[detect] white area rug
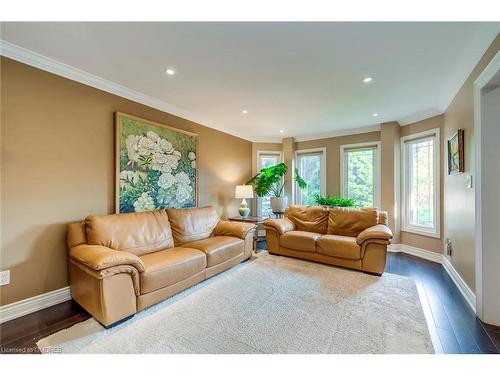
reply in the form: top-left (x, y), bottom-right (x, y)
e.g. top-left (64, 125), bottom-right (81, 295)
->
top-left (37, 252), bottom-right (433, 353)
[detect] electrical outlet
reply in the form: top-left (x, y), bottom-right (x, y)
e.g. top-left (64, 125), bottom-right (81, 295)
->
top-left (445, 238), bottom-right (452, 256)
top-left (0, 270), bottom-right (10, 286)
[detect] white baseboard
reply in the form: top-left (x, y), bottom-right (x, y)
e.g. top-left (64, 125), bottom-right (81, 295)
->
top-left (0, 286), bottom-right (71, 324)
top-left (441, 257), bottom-right (476, 314)
top-left (0, 245), bottom-right (478, 324)
top-left (388, 244), bottom-right (476, 313)
top-left (388, 243), bottom-right (443, 264)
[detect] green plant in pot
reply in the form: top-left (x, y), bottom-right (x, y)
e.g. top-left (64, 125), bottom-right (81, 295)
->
top-left (247, 163), bottom-right (307, 213)
top-left (314, 194), bottom-right (357, 207)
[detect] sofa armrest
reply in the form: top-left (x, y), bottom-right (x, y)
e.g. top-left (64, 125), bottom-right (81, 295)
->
top-left (356, 225), bottom-right (393, 245)
top-left (69, 245), bottom-right (145, 272)
top-left (213, 220), bottom-right (256, 239)
top-left (263, 218), bottom-right (295, 235)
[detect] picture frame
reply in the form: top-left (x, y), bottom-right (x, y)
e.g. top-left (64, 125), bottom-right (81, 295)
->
top-left (115, 112), bottom-right (199, 213)
top-left (447, 129), bottom-right (464, 175)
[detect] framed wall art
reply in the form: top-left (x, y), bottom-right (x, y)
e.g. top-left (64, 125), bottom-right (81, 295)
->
top-left (447, 129), bottom-right (464, 175)
top-left (115, 112), bottom-right (198, 213)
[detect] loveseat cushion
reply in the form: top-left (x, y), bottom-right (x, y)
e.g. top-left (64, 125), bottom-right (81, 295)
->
top-left (139, 247), bottom-right (206, 294)
top-left (285, 205), bottom-right (330, 234)
top-left (280, 231), bottom-right (320, 252)
top-left (185, 236), bottom-right (244, 267)
top-left (317, 235), bottom-right (361, 260)
top-left (167, 206), bottom-right (220, 246)
top-left (327, 207), bottom-right (379, 237)
top-left (85, 210), bottom-right (174, 256)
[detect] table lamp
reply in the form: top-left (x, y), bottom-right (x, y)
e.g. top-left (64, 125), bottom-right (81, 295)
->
top-left (235, 185), bottom-right (254, 218)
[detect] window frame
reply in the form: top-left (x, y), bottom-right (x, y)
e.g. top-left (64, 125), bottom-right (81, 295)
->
top-left (256, 150), bottom-right (283, 216)
top-left (340, 141), bottom-right (381, 208)
top-left (294, 147), bottom-right (326, 205)
top-left (400, 128), bottom-right (441, 238)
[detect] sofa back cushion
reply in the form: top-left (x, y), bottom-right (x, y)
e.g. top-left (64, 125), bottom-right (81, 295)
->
top-left (167, 206), bottom-right (220, 246)
top-left (67, 222), bottom-right (87, 249)
top-left (327, 207), bottom-right (379, 237)
top-left (285, 205), bottom-right (330, 234)
top-left (85, 210), bottom-right (174, 256)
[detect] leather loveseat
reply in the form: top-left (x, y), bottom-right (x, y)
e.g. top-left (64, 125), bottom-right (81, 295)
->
top-left (264, 205), bottom-right (393, 275)
top-left (67, 206), bottom-right (256, 326)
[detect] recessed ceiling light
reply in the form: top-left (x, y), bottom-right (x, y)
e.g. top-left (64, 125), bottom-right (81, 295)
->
top-left (279, 130), bottom-right (284, 134)
top-left (242, 110), bottom-right (248, 115)
top-left (363, 77), bottom-right (373, 83)
top-left (165, 68), bottom-right (175, 76)
top-left (372, 113), bottom-right (379, 117)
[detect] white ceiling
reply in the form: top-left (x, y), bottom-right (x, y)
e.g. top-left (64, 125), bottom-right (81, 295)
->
top-left (1, 22), bottom-right (499, 142)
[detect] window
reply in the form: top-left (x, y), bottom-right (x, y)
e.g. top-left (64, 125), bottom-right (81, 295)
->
top-left (341, 142), bottom-right (381, 208)
top-left (295, 148), bottom-right (326, 205)
top-left (256, 151), bottom-right (282, 217)
top-left (401, 129), bottom-right (440, 238)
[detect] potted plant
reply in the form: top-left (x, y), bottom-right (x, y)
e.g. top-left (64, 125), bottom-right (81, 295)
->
top-left (247, 163), bottom-right (307, 213)
top-left (314, 194), bottom-right (357, 207)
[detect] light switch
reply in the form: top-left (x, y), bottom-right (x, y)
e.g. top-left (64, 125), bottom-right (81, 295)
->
top-left (467, 175), bottom-right (473, 189)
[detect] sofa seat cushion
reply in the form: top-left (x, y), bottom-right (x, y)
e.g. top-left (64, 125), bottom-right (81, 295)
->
top-left (185, 236), bottom-right (244, 267)
top-left (317, 235), bottom-right (361, 260)
top-left (280, 231), bottom-right (320, 252)
top-left (139, 247), bottom-right (206, 294)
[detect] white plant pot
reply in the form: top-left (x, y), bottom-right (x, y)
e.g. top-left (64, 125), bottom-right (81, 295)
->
top-left (270, 196), bottom-right (288, 214)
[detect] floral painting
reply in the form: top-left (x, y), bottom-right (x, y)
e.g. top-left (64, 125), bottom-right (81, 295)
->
top-left (115, 112), bottom-right (198, 213)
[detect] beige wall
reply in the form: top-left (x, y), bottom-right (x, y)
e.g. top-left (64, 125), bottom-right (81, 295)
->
top-left (0, 57), bottom-right (252, 306)
top-left (380, 122), bottom-right (400, 240)
top-left (442, 34), bottom-right (500, 292)
top-left (296, 132), bottom-right (381, 198)
top-left (399, 115), bottom-right (445, 253)
top-left (282, 138), bottom-right (296, 202)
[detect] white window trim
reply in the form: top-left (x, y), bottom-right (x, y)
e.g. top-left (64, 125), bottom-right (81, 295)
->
top-left (294, 147), bottom-right (326, 205)
top-left (340, 141), bottom-right (381, 208)
top-left (400, 128), bottom-right (441, 239)
top-left (256, 150), bottom-right (283, 216)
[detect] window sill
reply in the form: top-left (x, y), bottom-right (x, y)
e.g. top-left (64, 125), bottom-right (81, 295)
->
top-left (401, 227), bottom-right (441, 239)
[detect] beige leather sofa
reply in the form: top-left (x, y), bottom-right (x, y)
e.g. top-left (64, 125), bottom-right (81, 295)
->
top-left (264, 205), bottom-right (393, 275)
top-left (67, 206), bottom-right (256, 326)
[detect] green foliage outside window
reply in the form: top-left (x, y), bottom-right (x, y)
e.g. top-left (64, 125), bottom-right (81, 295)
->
top-left (346, 149), bottom-right (374, 208)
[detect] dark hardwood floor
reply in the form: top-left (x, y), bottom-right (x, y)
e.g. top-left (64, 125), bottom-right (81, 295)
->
top-left (0, 299), bottom-right (90, 354)
top-left (385, 252), bottom-right (499, 354)
top-left (1, 250), bottom-right (498, 354)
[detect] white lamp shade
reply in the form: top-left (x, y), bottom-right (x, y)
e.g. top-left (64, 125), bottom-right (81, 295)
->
top-left (235, 185), bottom-right (254, 199)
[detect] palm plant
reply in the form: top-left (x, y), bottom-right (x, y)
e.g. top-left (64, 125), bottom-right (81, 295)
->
top-left (246, 162), bottom-right (307, 197)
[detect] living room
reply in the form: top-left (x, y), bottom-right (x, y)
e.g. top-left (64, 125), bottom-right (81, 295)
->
top-left (1, 1), bottom-right (500, 372)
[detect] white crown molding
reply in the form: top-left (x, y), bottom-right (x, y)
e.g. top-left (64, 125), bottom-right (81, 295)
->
top-left (0, 40), bottom-right (255, 142)
top-left (0, 286), bottom-right (71, 324)
top-left (250, 137), bottom-right (285, 143)
top-left (294, 124), bottom-right (381, 142)
top-left (1, 40), bottom-right (438, 144)
top-left (388, 244), bottom-right (476, 313)
top-left (398, 109), bottom-right (445, 126)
